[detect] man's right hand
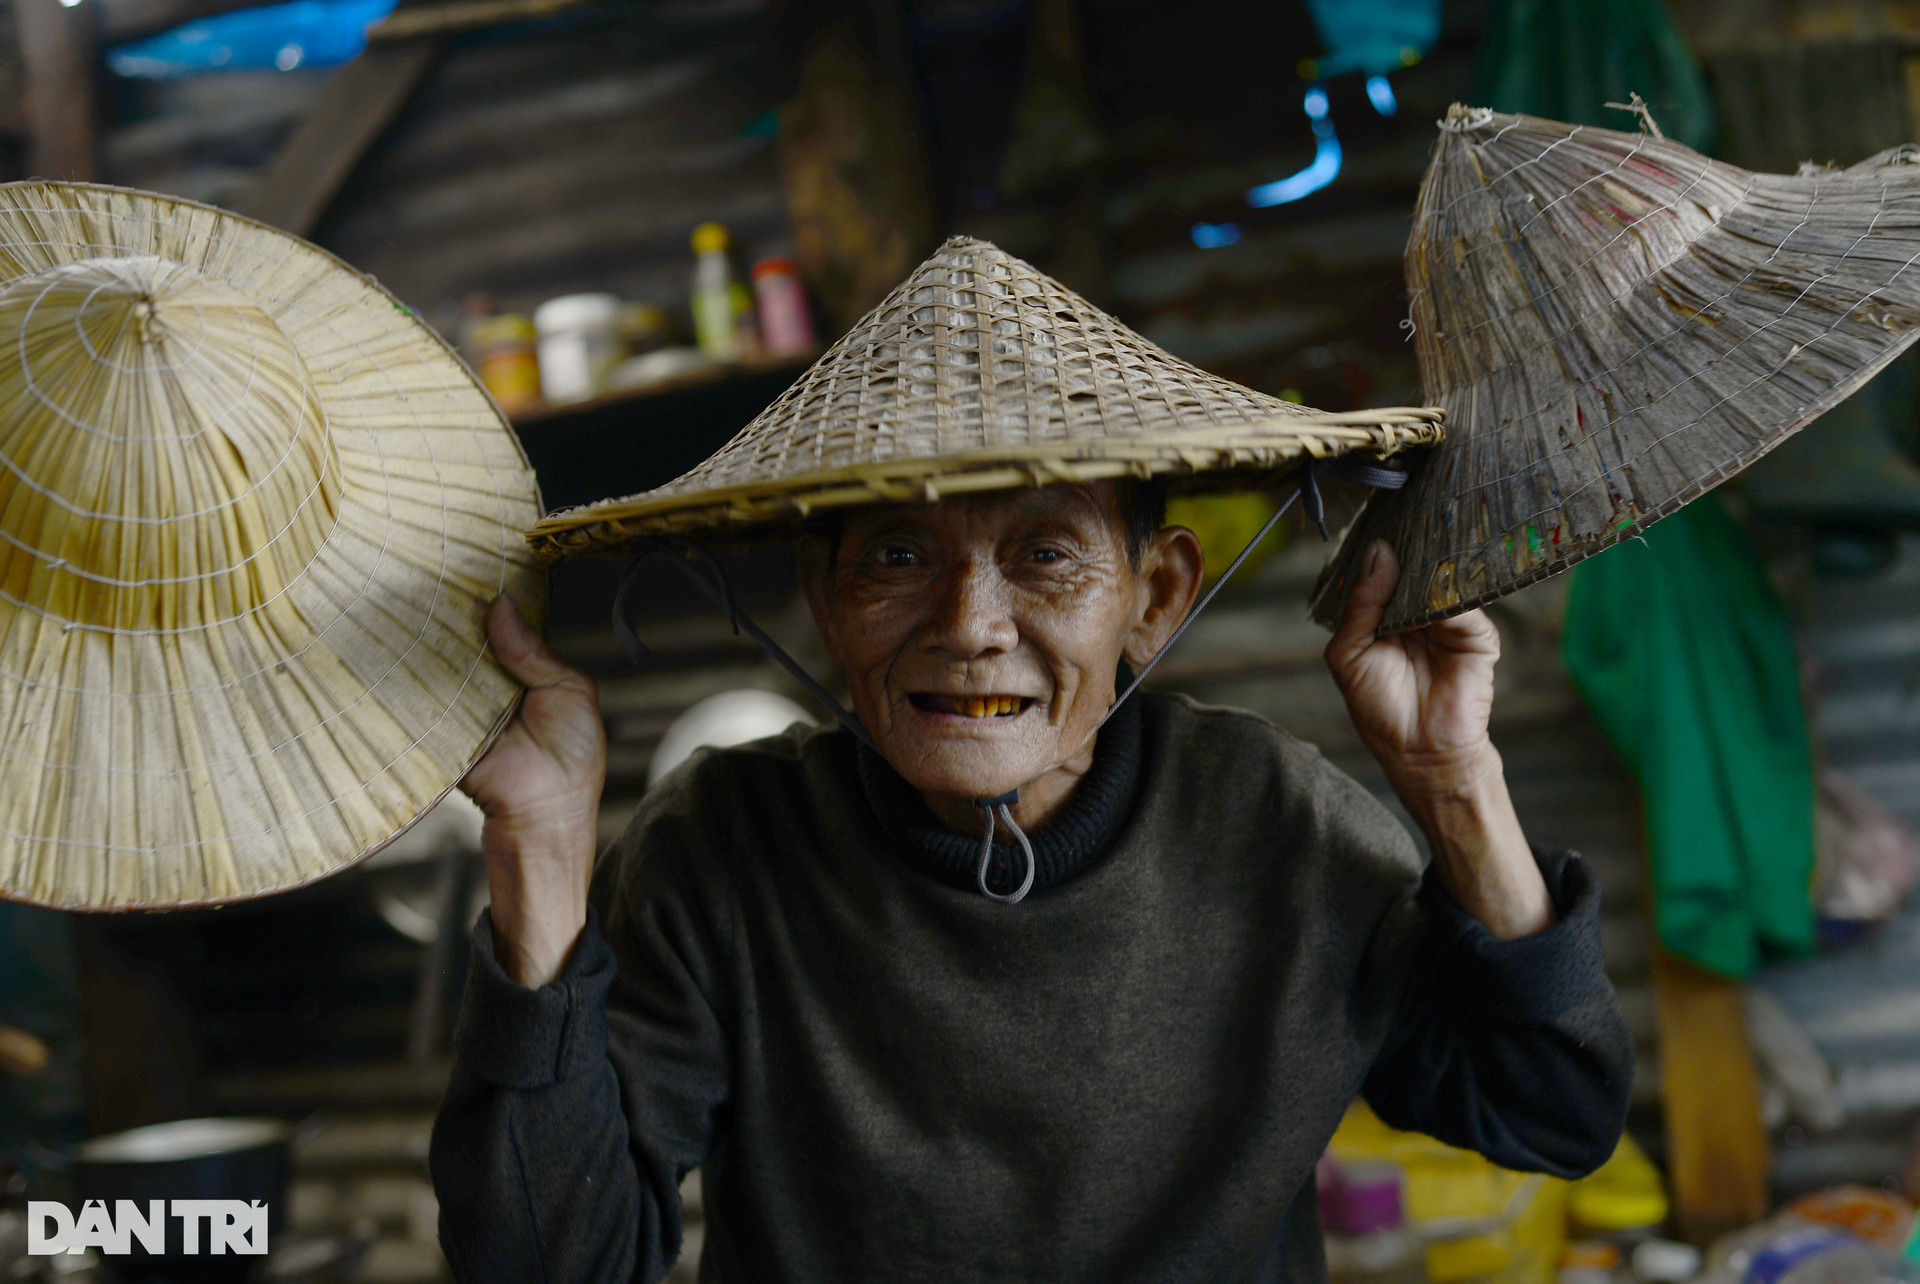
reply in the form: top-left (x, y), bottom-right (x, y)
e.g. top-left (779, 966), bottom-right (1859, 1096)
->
top-left (461, 594), bottom-right (607, 987)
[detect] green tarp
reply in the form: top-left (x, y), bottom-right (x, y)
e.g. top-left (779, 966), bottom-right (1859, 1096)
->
top-left (1560, 497), bottom-right (1816, 976)
top-left (1472, 0), bottom-right (1715, 153)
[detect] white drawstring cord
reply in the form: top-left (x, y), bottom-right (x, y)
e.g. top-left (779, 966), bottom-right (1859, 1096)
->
top-left (973, 796), bottom-right (1037, 903)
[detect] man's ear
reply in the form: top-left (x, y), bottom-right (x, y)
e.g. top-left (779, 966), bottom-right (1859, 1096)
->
top-left (1123, 526), bottom-right (1204, 668)
top-left (797, 534), bottom-right (845, 664)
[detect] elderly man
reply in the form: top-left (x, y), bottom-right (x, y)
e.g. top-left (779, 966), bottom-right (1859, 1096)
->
top-left (430, 242), bottom-right (1631, 1283)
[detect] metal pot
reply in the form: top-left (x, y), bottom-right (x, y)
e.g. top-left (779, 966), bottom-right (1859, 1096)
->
top-left (69, 1117), bottom-right (293, 1281)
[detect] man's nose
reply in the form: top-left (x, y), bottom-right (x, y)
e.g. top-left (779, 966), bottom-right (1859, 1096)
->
top-left (923, 557), bottom-right (1019, 659)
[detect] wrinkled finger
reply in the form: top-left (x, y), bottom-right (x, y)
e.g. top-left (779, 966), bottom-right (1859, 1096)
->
top-left (485, 595), bottom-right (590, 691)
top-left (456, 761), bottom-right (489, 799)
top-left (1326, 540), bottom-right (1398, 673)
top-left (1421, 606), bottom-right (1500, 656)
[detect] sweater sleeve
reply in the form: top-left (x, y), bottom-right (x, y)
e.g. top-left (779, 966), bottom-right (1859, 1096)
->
top-left (1359, 848), bottom-right (1633, 1178)
top-left (430, 814), bottom-right (735, 1284)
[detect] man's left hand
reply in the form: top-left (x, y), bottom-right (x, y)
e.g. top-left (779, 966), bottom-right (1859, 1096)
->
top-left (1324, 540), bottom-right (1502, 798)
top-left (1324, 540), bottom-right (1554, 940)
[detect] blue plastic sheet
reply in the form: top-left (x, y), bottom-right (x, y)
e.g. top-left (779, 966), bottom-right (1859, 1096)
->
top-left (109, 0), bottom-right (397, 78)
top-left (1305, 0), bottom-right (1441, 78)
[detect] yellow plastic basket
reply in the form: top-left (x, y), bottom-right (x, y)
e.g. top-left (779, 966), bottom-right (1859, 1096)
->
top-left (1328, 1102), bottom-right (1569, 1284)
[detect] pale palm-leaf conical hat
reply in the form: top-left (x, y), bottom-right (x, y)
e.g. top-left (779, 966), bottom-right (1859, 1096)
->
top-left (0, 182), bottom-right (543, 910)
top-left (1313, 105), bottom-right (1920, 631)
top-left (528, 236), bottom-right (1443, 557)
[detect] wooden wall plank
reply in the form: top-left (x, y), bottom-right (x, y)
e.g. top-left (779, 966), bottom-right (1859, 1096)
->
top-left (1651, 945), bottom-right (1773, 1243)
top-left (318, 6), bottom-right (789, 316)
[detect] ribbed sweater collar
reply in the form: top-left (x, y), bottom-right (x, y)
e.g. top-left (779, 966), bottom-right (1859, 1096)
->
top-left (853, 690), bottom-right (1145, 898)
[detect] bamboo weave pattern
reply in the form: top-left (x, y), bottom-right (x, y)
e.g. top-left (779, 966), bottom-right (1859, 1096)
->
top-left (0, 183), bottom-right (543, 909)
top-left (1314, 106), bottom-right (1920, 630)
top-left (529, 237), bottom-right (1443, 557)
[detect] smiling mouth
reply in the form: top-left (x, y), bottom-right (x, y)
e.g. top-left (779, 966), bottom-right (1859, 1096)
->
top-left (910, 694), bottom-right (1036, 718)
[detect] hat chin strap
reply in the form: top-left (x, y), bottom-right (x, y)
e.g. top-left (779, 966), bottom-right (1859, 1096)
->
top-left (972, 793), bottom-right (1035, 903)
top-left (612, 455), bottom-right (1409, 905)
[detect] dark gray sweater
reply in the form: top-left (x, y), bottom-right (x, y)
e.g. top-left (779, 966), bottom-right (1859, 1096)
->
top-left (431, 692), bottom-right (1632, 1283)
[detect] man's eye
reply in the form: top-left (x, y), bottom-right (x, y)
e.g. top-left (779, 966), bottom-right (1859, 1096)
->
top-left (880, 546), bottom-right (919, 568)
top-left (1029, 547), bottom-right (1063, 564)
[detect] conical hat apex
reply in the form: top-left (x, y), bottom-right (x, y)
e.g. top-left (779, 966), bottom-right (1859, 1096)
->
top-left (0, 181), bottom-right (543, 910)
top-left (530, 237), bottom-right (1442, 557)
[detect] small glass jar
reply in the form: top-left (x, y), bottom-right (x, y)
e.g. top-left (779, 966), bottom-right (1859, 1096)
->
top-left (533, 293), bottom-right (625, 405)
top-left (469, 314), bottom-right (542, 414)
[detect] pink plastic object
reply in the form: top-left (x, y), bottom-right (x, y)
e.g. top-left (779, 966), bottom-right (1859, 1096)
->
top-left (1337, 1162), bottom-right (1408, 1235)
top-left (1322, 1153), bottom-right (1408, 1236)
top-left (752, 258), bottom-right (816, 357)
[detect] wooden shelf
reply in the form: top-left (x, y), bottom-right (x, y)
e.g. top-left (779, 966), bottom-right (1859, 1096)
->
top-left (513, 353), bottom-right (816, 515)
top-left (509, 351), bottom-right (817, 430)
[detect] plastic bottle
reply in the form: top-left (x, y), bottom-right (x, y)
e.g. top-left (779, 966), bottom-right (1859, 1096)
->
top-left (752, 257), bottom-right (816, 357)
top-left (690, 223), bottom-right (741, 362)
top-left (1703, 1223), bottom-right (1919, 1284)
top-left (1325, 1160), bottom-right (1428, 1284)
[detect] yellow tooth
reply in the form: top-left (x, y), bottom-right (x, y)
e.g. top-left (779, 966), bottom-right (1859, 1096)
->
top-left (998, 697), bottom-right (1013, 714)
top-left (967, 699), bottom-right (985, 717)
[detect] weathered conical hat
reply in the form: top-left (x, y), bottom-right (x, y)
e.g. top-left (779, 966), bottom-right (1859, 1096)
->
top-left (528, 236), bottom-right (1443, 557)
top-left (0, 182), bottom-right (543, 909)
top-left (1313, 105), bottom-right (1920, 631)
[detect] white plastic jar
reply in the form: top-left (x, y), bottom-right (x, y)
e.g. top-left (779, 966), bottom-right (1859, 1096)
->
top-left (532, 293), bottom-right (624, 405)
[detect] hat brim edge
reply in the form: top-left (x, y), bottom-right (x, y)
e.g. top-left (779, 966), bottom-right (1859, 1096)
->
top-left (528, 409), bottom-right (1445, 559)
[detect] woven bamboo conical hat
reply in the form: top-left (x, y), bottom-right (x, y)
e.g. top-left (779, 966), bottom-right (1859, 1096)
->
top-left (1313, 105), bottom-right (1920, 631)
top-left (0, 182), bottom-right (543, 910)
top-left (528, 236), bottom-right (1443, 557)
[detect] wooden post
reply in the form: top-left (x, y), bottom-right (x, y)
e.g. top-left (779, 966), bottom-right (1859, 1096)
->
top-left (775, 0), bottom-right (935, 333)
top-left (995, 0), bottom-right (1108, 297)
top-left (1650, 944), bottom-right (1772, 1243)
top-left (15, 0), bottom-right (97, 182)
top-left (240, 36), bottom-right (441, 236)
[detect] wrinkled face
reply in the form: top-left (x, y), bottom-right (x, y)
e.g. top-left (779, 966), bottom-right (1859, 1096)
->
top-left (802, 482), bottom-right (1199, 807)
